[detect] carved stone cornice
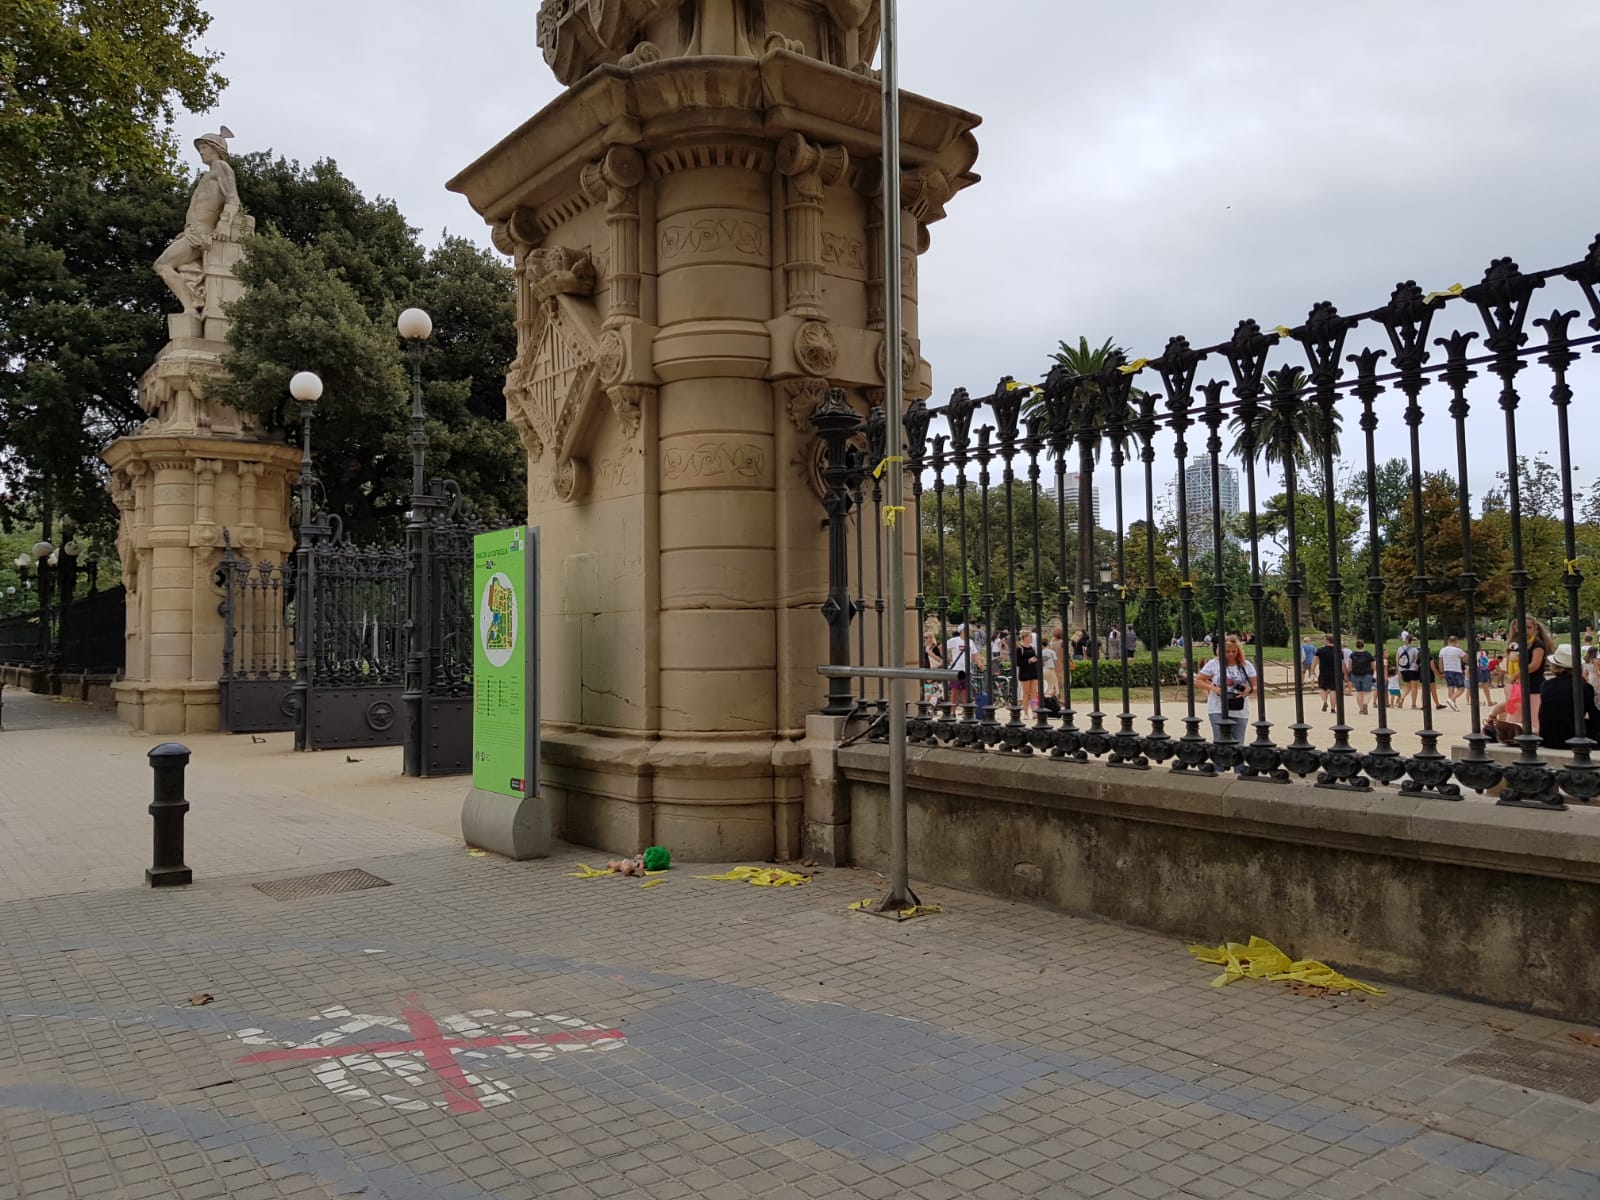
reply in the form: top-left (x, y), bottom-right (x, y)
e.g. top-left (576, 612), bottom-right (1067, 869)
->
top-left (645, 142), bottom-right (775, 180)
top-left (536, 0), bottom-right (882, 84)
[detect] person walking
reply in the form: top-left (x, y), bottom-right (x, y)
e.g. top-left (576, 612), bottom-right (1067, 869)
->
top-left (1016, 630), bottom-right (1040, 713)
top-left (1048, 626), bottom-right (1066, 698)
top-left (1196, 634), bottom-right (1255, 774)
top-left (1301, 636), bottom-right (1316, 685)
top-left (1438, 634), bottom-right (1467, 711)
top-left (1314, 634), bottom-right (1342, 713)
top-left (1397, 632), bottom-right (1422, 709)
top-left (1348, 638), bottom-right (1377, 716)
top-left (1476, 645), bottom-right (1494, 706)
top-left (945, 623), bottom-right (983, 712)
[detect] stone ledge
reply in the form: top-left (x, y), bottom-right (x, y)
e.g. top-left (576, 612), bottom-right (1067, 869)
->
top-left (838, 743), bottom-right (1600, 885)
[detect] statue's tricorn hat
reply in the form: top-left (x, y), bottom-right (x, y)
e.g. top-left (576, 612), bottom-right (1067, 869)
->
top-left (194, 125), bottom-right (234, 155)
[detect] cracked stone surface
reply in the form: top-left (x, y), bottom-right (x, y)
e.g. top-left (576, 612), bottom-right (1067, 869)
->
top-left (1, 688), bottom-right (1598, 1199)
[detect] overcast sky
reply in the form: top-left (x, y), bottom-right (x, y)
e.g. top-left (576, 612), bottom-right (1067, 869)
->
top-left (186, 0), bottom-right (1600, 522)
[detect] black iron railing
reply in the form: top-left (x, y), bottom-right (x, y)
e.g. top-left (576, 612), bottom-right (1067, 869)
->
top-left (814, 235), bottom-right (1600, 810)
top-left (0, 585), bottom-right (124, 674)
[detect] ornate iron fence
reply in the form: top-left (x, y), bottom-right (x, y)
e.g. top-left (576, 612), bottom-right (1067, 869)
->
top-left (815, 235), bottom-right (1600, 810)
top-left (217, 536), bottom-right (296, 732)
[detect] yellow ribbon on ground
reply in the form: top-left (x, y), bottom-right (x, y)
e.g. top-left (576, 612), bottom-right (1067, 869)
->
top-left (1423, 283), bottom-right (1464, 305)
top-left (848, 899), bottom-right (945, 919)
top-left (1187, 935), bottom-right (1384, 995)
top-left (694, 866), bottom-right (811, 887)
top-left (639, 877), bottom-right (668, 889)
top-left (873, 454), bottom-right (904, 480)
top-left (883, 505), bottom-right (906, 528)
top-left (1117, 357), bottom-right (1150, 376)
top-left (565, 864), bottom-right (610, 879)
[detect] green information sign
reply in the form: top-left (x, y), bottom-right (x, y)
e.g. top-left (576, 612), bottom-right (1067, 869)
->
top-left (472, 526), bottom-right (539, 799)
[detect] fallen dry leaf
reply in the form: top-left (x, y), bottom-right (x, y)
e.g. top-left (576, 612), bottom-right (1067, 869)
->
top-left (189, 993), bottom-right (213, 1006)
top-left (1568, 1031), bottom-right (1600, 1049)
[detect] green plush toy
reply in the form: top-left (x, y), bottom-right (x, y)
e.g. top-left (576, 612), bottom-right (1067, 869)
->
top-left (642, 845), bottom-right (670, 872)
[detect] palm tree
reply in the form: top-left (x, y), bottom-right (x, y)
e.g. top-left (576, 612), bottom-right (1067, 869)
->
top-left (1026, 336), bottom-right (1141, 631)
top-left (1227, 367), bottom-right (1341, 495)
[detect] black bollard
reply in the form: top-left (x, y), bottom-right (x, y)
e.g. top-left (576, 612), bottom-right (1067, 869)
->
top-left (146, 742), bottom-right (193, 887)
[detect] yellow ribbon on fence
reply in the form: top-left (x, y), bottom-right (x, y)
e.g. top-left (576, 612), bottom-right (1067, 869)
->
top-left (1566, 558), bottom-right (1583, 576)
top-left (1179, 578), bottom-right (1199, 592)
top-left (1117, 357), bottom-right (1150, 376)
top-left (1423, 282), bottom-right (1465, 305)
top-left (1273, 325), bottom-right (1294, 339)
top-left (873, 455), bottom-right (904, 480)
top-left (883, 505), bottom-right (906, 528)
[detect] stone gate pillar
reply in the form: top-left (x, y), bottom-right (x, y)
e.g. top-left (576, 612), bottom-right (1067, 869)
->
top-left (448, 0), bottom-right (979, 859)
top-left (103, 129), bottom-right (301, 734)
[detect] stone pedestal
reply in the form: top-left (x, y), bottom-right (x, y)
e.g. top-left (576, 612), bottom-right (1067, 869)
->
top-left (449, 0), bottom-right (979, 859)
top-left (104, 227), bottom-right (301, 735)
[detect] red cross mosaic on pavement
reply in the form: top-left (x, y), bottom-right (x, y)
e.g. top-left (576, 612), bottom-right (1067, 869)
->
top-left (232, 995), bottom-right (626, 1113)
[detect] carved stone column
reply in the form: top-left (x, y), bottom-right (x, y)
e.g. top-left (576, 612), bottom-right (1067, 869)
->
top-left (450, 0), bottom-right (980, 862)
top-left (777, 132), bottom-right (847, 319)
top-left (581, 146), bottom-right (646, 329)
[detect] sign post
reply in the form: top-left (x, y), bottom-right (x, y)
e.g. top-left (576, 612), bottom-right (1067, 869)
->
top-left (460, 525), bottom-right (548, 859)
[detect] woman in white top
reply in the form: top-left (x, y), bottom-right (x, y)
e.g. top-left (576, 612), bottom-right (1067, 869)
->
top-left (1196, 634), bottom-right (1256, 771)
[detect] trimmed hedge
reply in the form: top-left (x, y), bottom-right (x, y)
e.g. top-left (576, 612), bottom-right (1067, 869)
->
top-left (1064, 658), bottom-right (1184, 688)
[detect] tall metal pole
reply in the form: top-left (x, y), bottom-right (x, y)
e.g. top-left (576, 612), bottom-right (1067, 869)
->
top-left (402, 339), bottom-right (430, 777)
top-left (876, 0), bottom-right (915, 913)
top-left (292, 401), bottom-right (316, 753)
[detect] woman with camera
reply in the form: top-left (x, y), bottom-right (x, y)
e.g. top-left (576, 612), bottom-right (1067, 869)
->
top-left (1196, 634), bottom-right (1256, 774)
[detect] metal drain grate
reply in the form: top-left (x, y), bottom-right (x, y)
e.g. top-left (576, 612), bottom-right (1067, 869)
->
top-left (1448, 1035), bottom-right (1600, 1103)
top-left (252, 868), bottom-right (392, 902)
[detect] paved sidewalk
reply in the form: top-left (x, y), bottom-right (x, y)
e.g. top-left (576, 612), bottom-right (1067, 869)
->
top-left (1, 692), bottom-right (1599, 1199)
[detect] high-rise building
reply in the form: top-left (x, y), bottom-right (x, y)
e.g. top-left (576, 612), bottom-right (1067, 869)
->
top-left (1170, 464), bottom-right (1241, 551)
top-left (1057, 472), bottom-right (1101, 528)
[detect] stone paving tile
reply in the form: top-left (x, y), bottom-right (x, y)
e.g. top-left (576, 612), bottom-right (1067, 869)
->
top-left (1, 695), bottom-right (1599, 1197)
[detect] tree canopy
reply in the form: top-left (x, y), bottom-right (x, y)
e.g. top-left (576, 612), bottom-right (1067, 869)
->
top-left (1, 152), bottom-right (523, 545)
top-left (0, 0), bottom-right (224, 221)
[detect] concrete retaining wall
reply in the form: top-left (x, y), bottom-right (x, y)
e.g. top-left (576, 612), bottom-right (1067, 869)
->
top-left (838, 744), bottom-right (1600, 1021)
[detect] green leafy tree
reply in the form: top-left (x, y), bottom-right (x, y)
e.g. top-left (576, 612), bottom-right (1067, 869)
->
top-left (0, 168), bottom-right (188, 542)
top-left (1, 152), bottom-right (522, 545)
top-left (1381, 471), bottom-right (1510, 633)
top-left (1, 0), bottom-right (225, 221)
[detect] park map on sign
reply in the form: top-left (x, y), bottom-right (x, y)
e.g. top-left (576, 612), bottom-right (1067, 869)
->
top-left (485, 577), bottom-right (515, 652)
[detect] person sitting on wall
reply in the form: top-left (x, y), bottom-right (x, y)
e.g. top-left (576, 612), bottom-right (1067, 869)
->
top-left (1482, 678), bottom-right (1524, 745)
top-left (1538, 644), bottom-right (1600, 750)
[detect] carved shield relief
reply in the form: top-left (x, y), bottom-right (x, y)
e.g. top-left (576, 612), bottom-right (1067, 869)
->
top-left (506, 285), bottom-right (606, 503)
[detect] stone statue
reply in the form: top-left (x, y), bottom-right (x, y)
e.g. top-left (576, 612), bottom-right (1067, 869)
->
top-left (155, 126), bottom-right (241, 315)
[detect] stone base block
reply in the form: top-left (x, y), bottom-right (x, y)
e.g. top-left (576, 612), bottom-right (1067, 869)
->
top-left (462, 788), bottom-right (552, 861)
top-left (539, 729), bottom-right (810, 861)
top-left (113, 680), bottom-right (220, 735)
top-left (802, 819), bottom-right (850, 866)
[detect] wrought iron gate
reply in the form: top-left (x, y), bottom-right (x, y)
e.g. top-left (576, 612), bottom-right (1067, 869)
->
top-left (406, 482), bottom-right (482, 776)
top-left (218, 500), bottom-right (483, 770)
top-left (217, 538), bottom-right (296, 733)
top-left (301, 520), bottom-right (409, 751)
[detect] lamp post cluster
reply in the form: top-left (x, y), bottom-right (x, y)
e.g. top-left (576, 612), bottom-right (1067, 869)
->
top-left (286, 307), bottom-right (435, 763)
top-left (10, 518), bottom-right (92, 691)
